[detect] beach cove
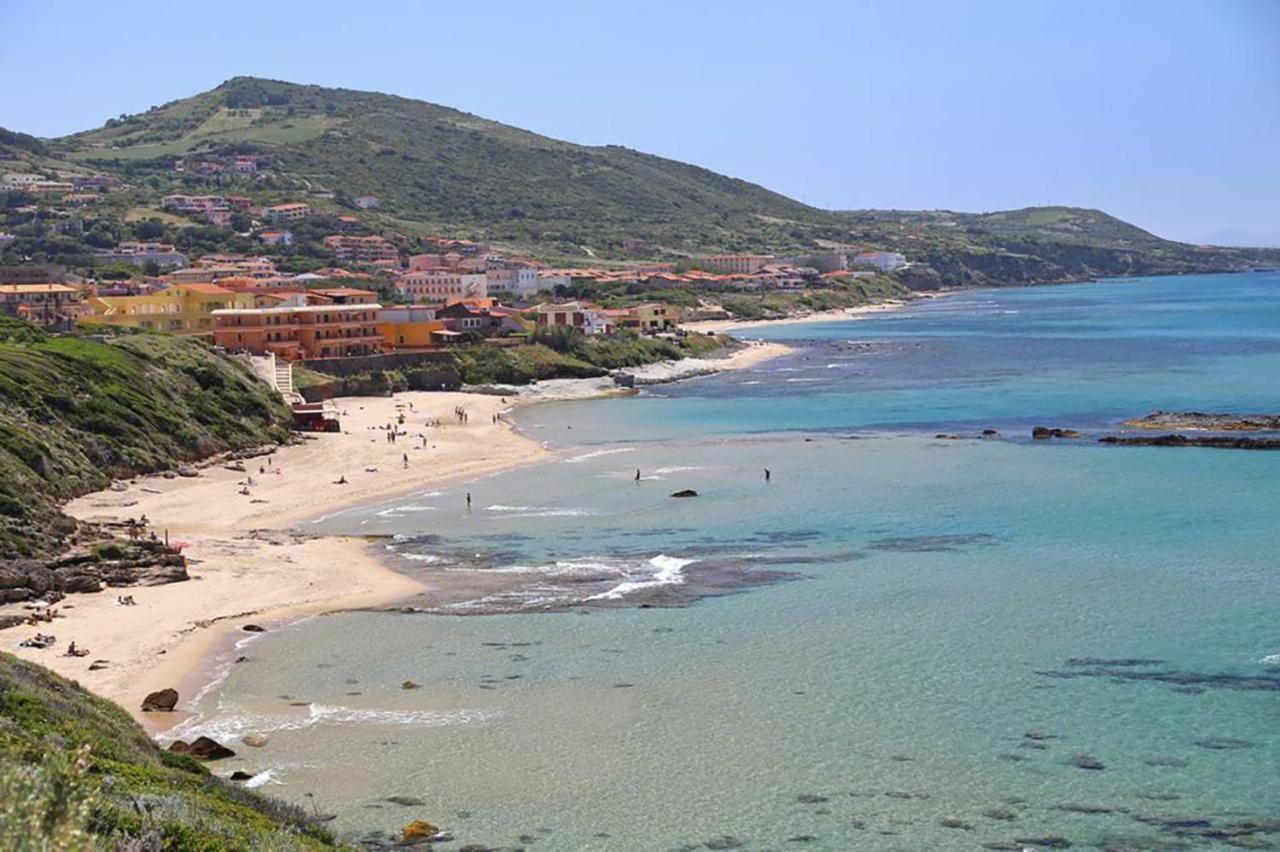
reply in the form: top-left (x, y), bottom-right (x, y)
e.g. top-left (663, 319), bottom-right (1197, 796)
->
top-left (0, 341), bottom-right (789, 730)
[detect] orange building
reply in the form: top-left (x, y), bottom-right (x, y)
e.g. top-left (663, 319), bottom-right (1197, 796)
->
top-left (212, 301), bottom-right (383, 360)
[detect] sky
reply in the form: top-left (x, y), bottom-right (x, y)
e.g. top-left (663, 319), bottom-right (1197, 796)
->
top-left (3, 0), bottom-right (1278, 245)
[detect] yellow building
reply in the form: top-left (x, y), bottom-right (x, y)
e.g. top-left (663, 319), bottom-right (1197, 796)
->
top-left (86, 283), bottom-right (254, 335)
top-left (377, 306), bottom-right (446, 349)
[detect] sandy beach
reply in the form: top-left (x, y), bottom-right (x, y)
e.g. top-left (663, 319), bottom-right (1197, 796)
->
top-left (0, 341), bottom-right (789, 728)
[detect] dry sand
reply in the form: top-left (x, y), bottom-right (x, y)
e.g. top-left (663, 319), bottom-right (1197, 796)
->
top-left (0, 342), bottom-right (789, 728)
top-left (683, 296), bottom-right (947, 334)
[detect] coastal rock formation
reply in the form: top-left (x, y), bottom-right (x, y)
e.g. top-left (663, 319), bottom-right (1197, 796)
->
top-left (1032, 426), bottom-right (1082, 439)
top-left (401, 820), bottom-right (443, 842)
top-left (1123, 411), bottom-right (1280, 431)
top-left (0, 539), bottom-right (188, 603)
top-left (140, 688), bottom-right (179, 712)
top-left (670, 489), bottom-right (699, 498)
top-left (1099, 434), bottom-right (1280, 450)
top-left (171, 736), bottom-right (236, 760)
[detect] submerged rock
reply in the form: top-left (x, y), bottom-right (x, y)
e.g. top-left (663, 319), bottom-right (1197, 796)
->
top-left (1072, 755), bottom-right (1106, 770)
top-left (401, 820), bottom-right (443, 842)
top-left (241, 733), bottom-right (269, 748)
top-left (670, 489), bottom-right (699, 498)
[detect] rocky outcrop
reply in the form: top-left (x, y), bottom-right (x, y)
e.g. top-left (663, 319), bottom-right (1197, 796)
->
top-left (170, 736), bottom-right (236, 760)
top-left (1123, 411), bottom-right (1280, 431)
top-left (0, 539), bottom-right (188, 604)
top-left (1032, 426), bottom-right (1081, 439)
top-left (1099, 434), bottom-right (1280, 450)
top-left (141, 688), bottom-right (179, 712)
top-left (671, 489), bottom-right (699, 498)
top-left (401, 820), bottom-right (444, 842)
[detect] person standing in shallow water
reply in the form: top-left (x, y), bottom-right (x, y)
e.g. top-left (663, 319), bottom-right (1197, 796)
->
top-left (635, 469), bottom-right (641, 482)
top-left (466, 492), bottom-right (472, 511)
top-left (764, 468), bottom-right (771, 482)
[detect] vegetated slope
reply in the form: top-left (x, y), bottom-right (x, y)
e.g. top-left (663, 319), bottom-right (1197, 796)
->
top-left (43, 77), bottom-right (1280, 279)
top-left (0, 652), bottom-right (338, 849)
top-left (0, 319), bottom-right (291, 559)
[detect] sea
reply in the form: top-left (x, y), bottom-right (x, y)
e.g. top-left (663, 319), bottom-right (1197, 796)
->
top-left (172, 272), bottom-right (1280, 850)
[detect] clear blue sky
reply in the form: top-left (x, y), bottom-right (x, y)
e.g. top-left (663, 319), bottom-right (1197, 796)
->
top-left (3, 0), bottom-right (1278, 245)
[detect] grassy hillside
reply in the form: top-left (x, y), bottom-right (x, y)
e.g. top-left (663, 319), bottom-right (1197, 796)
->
top-left (0, 652), bottom-right (338, 849)
top-left (14, 76), bottom-right (1279, 282)
top-left (0, 319), bottom-right (292, 559)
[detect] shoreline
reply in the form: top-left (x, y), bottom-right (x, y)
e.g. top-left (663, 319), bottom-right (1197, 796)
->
top-left (682, 292), bottom-right (952, 335)
top-left (0, 341), bottom-right (791, 732)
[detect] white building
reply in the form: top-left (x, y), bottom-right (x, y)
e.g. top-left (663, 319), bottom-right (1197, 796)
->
top-left (394, 270), bottom-right (488, 303)
top-left (852, 251), bottom-right (907, 272)
top-left (486, 261), bottom-right (540, 297)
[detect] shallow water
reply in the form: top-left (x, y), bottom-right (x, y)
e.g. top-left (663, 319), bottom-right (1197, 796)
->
top-left (181, 273), bottom-right (1280, 850)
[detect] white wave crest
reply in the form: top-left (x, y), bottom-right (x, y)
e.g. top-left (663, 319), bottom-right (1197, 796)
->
top-left (563, 447), bottom-right (636, 464)
top-left (586, 554), bottom-right (694, 601)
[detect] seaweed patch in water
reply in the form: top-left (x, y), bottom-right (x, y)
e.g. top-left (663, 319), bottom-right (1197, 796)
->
top-left (866, 532), bottom-right (999, 553)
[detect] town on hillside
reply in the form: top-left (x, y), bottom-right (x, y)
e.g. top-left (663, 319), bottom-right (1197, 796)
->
top-left (1, 164), bottom-right (911, 391)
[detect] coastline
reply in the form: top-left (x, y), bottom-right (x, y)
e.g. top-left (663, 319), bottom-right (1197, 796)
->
top-left (0, 341), bottom-right (790, 731)
top-left (682, 293), bottom-right (949, 335)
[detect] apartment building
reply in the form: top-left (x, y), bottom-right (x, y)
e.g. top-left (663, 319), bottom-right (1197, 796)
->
top-left (261, 203), bottom-right (312, 223)
top-left (212, 300), bottom-right (384, 360)
top-left (394, 269), bottom-right (488, 302)
top-left (323, 235), bottom-right (400, 263)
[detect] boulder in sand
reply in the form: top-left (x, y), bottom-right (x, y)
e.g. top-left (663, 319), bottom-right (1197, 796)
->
top-left (141, 688), bottom-right (179, 712)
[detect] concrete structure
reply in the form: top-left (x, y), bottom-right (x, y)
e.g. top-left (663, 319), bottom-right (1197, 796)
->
top-left (212, 301), bottom-right (384, 360)
top-left (87, 283), bottom-right (253, 334)
top-left (258, 230), bottom-right (293, 247)
top-left (395, 270), bottom-right (488, 302)
top-left (485, 261), bottom-right (540, 297)
top-left (702, 254), bottom-right (774, 275)
top-left (535, 301), bottom-right (613, 336)
top-left (378, 306), bottom-right (446, 349)
top-left (0, 283), bottom-right (87, 327)
top-left (608, 302), bottom-right (678, 333)
top-left (261, 203), bottom-right (312, 223)
top-left (94, 242), bottom-right (189, 268)
top-left (852, 251), bottom-right (907, 272)
top-left (436, 301), bottom-right (525, 337)
top-left (323, 235), bottom-right (399, 263)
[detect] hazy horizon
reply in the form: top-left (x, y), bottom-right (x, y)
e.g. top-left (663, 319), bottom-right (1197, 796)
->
top-left (3, 0), bottom-right (1277, 246)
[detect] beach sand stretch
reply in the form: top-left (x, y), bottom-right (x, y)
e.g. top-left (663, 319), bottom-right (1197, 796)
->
top-left (683, 292), bottom-right (951, 335)
top-left (0, 341), bottom-right (788, 729)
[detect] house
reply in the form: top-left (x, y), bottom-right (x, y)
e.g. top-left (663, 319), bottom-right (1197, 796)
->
top-left (161, 194), bottom-right (234, 227)
top-left (535, 301), bottom-right (613, 335)
top-left (378, 305), bottom-right (446, 349)
top-left (94, 242), bottom-right (189, 268)
top-left (333, 215), bottom-right (362, 232)
top-left (258, 230), bottom-right (293, 247)
top-left (609, 302), bottom-right (679, 333)
top-left (261, 203), bottom-right (312, 224)
top-left (212, 300), bottom-right (384, 360)
top-left (307, 287), bottom-right (379, 305)
top-left (436, 300), bottom-right (525, 337)
top-left (702, 254), bottom-right (775, 275)
top-left (2, 173), bottom-right (42, 191)
top-left (852, 251), bottom-right (907, 272)
top-left (354, 195), bottom-right (380, 209)
top-left (0, 283), bottom-right (88, 328)
top-left (485, 260), bottom-right (540, 297)
top-left (323, 234), bottom-right (399, 263)
top-left (87, 283), bottom-right (254, 335)
top-left (394, 269), bottom-right (488, 302)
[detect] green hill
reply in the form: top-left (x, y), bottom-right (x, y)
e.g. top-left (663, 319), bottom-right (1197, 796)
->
top-left (13, 76), bottom-right (1280, 281)
top-left (0, 319), bottom-right (291, 559)
top-left (0, 651), bottom-right (338, 849)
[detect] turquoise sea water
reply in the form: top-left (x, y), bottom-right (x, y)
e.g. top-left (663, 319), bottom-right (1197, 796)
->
top-left (178, 273), bottom-right (1280, 850)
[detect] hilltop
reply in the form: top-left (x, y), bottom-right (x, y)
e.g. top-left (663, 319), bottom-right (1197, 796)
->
top-left (5, 76), bottom-right (1278, 282)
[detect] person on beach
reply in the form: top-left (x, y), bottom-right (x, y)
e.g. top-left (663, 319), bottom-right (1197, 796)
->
top-left (635, 469), bottom-right (641, 482)
top-left (466, 492), bottom-right (472, 511)
top-left (334, 475), bottom-right (347, 485)
top-left (403, 453), bottom-right (409, 469)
